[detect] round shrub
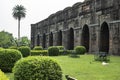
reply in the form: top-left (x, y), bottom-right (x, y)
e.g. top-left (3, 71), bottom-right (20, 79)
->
top-left (0, 69), bottom-right (9, 80)
top-left (0, 49), bottom-right (22, 72)
top-left (33, 46), bottom-right (43, 50)
top-left (18, 46), bottom-right (30, 57)
top-left (74, 46), bottom-right (86, 54)
top-left (48, 46), bottom-right (59, 56)
top-left (13, 56), bottom-right (62, 80)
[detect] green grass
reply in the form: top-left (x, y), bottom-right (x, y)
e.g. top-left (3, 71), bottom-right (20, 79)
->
top-left (6, 55), bottom-right (120, 80)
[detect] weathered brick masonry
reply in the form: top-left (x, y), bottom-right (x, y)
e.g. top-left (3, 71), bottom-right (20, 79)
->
top-left (31, 0), bottom-right (120, 55)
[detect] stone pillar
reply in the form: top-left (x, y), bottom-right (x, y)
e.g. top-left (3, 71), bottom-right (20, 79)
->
top-left (74, 29), bottom-right (80, 47)
top-left (62, 30), bottom-right (68, 49)
top-left (112, 23), bottom-right (120, 55)
top-left (109, 29), bottom-right (113, 55)
top-left (96, 25), bottom-right (100, 52)
top-left (89, 24), bottom-right (98, 53)
top-left (53, 32), bottom-right (58, 46)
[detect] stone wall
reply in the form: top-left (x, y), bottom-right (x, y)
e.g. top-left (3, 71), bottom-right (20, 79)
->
top-left (31, 0), bottom-right (120, 55)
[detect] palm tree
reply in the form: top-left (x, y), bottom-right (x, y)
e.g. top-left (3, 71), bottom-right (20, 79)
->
top-left (12, 5), bottom-right (26, 40)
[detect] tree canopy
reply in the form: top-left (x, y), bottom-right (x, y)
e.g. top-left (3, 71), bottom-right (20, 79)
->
top-left (0, 31), bottom-right (16, 48)
top-left (0, 31), bottom-right (30, 48)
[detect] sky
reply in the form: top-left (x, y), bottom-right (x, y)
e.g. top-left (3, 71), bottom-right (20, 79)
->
top-left (0, 0), bottom-right (84, 39)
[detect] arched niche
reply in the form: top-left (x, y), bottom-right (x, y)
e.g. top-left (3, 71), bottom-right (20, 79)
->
top-left (81, 24), bottom-right (90, 52)
top-left (99, 22), bottom-right (109, 52)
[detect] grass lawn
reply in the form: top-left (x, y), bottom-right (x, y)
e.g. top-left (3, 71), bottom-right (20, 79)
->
top-left (6, 55), bottom-right (120, 80)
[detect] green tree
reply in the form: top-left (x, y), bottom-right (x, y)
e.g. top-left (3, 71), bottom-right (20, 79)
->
top-left (12, 5), bottom-right (26, 40)
top-left (19, 36), bottom-right (30, 46)
top-left (0, 31), bottom-right (16, 48)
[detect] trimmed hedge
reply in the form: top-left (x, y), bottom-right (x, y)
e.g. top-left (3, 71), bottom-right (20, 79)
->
top-left (0, 69), bottom-right (9, 80)
top-left (59, 50), bottom-right (74, 55)
top-left (74, 46), bottom-right (86, 54)
top-left (13, 56), bottom-right (62, 80)
top-left (0, 49), bottom-right (22, 72)
top-left (0, 47), bottom-right (4, 50)
top-left (48, 46), bottom-right (59, 56)
top-left (9, 46), bottom-right (18, 50)
top-left (33, 46), bottom-right (43, 50)
top-left (59, 50), bottom-right (64, 55)
top-left (66, 50), bottom-right (75, 54)
top-left (56, 46), bottom-right (64, 50)
top-left (31, 50), bottom-right (48, 56)
top-left (18, 46), bottom-right (30, 57)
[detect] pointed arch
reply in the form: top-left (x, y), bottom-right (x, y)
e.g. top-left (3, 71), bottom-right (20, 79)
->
top-left (37, 34), bottom-right (40, 46)
top-left (68, 28), bottom-right (74, 50)
top-left (81, 24), bottom-right (90, 52)
top-left (42, 33), bottom-right (46, 48)
top-left (49, 32), bottom-right (53, 46)
top-left (57, 30), bottom-right (62, 46)
top-left (99, 22), bottom-right (109, 52)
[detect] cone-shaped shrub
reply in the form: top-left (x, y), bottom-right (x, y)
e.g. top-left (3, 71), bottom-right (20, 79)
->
top-left (0, 49), bottom-right (22, 72)
top-left (13, 56), bottom-right (62, 80)
top-left (0, 69), bottom-right (9, 80)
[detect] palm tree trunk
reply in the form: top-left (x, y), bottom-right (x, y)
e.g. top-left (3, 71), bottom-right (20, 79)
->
top-left (18, 19), bottom-right (20, 46)
top-left (18, 19), bottom-right (20, 40)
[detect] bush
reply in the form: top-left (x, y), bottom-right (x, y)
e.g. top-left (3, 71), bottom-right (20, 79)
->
top-left (31, 50), bottom-right (48, 56)
top-left (0, 47), bottom-right (4, 50)
top-left (18, 46), bottom-right (30, 57)
top-left (56, 46), bottom-right (65, 55)
top-left (94, 52), bottom-right (110, 61)
top-left (9, 46), bottom-right (18, 49)
top-left (33, 46), bottom-right (43, 50)
top-left (0, 69), bottom-right (9, 80)
top-left (13, 56), bottom-right (62, 80)
top-left (66, 50), bottom-right (75, 54)
top-left (59, 50), bottom-right (64, 55)
top-left (0, 49), bottom-right (22, 72)
top-left (56, 46), bottom-right (64, 50)
top-left (48, 46), bottom-right (59, 56)
top-left (74, 46), bottom-right (86, 54)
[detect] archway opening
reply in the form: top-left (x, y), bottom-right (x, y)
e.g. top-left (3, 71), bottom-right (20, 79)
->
top-left (42, 33), bottom-right (46, 48)
top-left (82, 25), bottom-right (89, 52)
top-left (57, 30), bottom-right (62, 46)
top-left (37, 35), bottom-right (40, 46)
top-left (49, 32), bottom-right (53, 46)
top-left (68, 28), bottom-right (74, 50)
top-left (100, 22), bottom-right (109, 52)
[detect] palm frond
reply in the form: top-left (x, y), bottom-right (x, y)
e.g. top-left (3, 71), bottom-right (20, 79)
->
top-left (12, 5), bottom-right (26, 20)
